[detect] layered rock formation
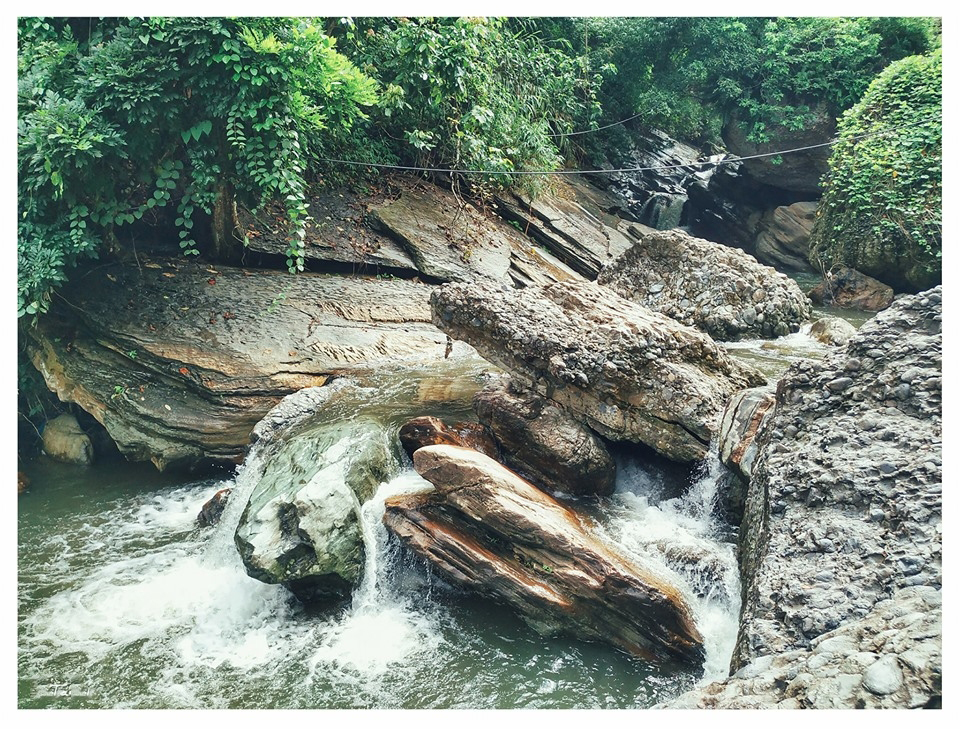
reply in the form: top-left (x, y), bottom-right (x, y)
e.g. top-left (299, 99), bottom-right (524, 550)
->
top-left (384, 444), bottom-right (705, 665)
top-left (369, 177), bottom-right (580, 287)
top-left (474, 378), bottom-right (616, 497)
top-left (597, 228), bottom-right (812, 340)
top-left (667, 287), bottom-right (942, 708)
top-left (431, 279), bottom-right (766, 462)
top-left (26, 260), bottom-right (451, 470)
top-left (493, 177), bottom-right (638, 278)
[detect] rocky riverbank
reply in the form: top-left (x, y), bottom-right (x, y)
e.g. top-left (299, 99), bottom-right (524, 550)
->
top-left (665, 287), bottom-right (942, 708)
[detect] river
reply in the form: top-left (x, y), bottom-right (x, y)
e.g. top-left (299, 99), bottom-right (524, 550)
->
top-left (17, 305), bottom-right (860, 709)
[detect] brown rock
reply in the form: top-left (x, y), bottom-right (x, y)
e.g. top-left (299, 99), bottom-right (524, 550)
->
top-left (431, 279), bottom-right (766, 462)
top-left (18, 471), bottom-right (29, 494)
top-left (384, 444), bottom-right (705, 665)
top-left (474, 379), bottom-right (615, 497)
top-left (398, 416), bottom-right (498, 460)
top-left (197, 488), bottom-right (232, 527)
top-left (808, 266), bottom-right (894, 312)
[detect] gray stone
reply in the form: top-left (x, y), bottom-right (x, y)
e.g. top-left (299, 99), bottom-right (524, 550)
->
top-left (597, 228), bottom-right (811, 341)
top-left (809, 317), bottom-right (858, 347)
top-left (41, 413), bottom-right (94, 466)
top-left (863, 656), bottom-right (904, 696)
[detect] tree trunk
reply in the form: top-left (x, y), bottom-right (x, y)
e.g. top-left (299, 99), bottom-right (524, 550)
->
top-left (210, 181), bottom-right (244, 265)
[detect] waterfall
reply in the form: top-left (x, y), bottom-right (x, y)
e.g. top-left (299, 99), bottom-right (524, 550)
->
top-left (598, 444), bottom-right (741, 681)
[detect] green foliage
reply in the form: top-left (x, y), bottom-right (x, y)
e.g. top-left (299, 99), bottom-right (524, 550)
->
top-left (540, 16), bottom-right (939, 147)
top-left (18, 17), bottom-right (377, 319)
top-left (334, 17), bottom-right (601, 189)
top-left (810, 51), bottom-right (941, 291)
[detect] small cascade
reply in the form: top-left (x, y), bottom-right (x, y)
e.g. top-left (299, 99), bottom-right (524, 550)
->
top-left (305, 471), bottom-right (442, 677)
top-left (598, 444), bottom-right (741, 681)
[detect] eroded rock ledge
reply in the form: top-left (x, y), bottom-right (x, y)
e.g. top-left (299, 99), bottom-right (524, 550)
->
top-left (431, 279), bottom-right (766, 462)
top-left (26, 260), bottom-right (450, 470)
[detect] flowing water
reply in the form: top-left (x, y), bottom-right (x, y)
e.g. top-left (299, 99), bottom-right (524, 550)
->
top-left (18, 311), bottom-right (864, 710)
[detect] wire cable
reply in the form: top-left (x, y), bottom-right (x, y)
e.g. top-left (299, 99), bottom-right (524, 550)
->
top-left (546, 111), bottom-right (648, 137)
top-left (317, 113), bottom-right (941, 177)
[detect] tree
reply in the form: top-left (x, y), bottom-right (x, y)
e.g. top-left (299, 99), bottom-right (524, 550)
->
top-left (18, 17), bottom-right (377, 319)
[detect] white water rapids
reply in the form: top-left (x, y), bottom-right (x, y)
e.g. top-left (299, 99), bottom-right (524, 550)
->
top-left (19, 324), bottom-right (846, 709)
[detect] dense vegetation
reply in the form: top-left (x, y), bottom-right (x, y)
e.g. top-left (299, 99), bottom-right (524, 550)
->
top-left (18, 16), bottom-right (940, 324)
top-left (810, 50), bottom-right (942, 292)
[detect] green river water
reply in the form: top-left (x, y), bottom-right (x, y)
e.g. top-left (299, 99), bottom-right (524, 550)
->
top-left (17, 304), bottom-right (864, 710)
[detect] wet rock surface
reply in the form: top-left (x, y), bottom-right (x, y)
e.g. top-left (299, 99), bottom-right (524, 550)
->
top-left (431, 278), bottom-right (766, 462)
top-left (197, 488), bottom-right (232, 528)
top-left (597, 228), bottom-right (812, 340)
top-left (474, 378), bottom-right (615, 497)
top-left (235, 417), bottom-right (400, 603)
top-left (398, 415), bottom-right (499, 461)
top-left (808, 266), bottom-right (895, 312)
top-left (26, 260), bottom-right (450, 470)
top-left (665, 586), bottom-right (941, 708)
top-left (583, 128), bottom-right (711, 230)
top-left (383, 444), bottom-right (705, 665)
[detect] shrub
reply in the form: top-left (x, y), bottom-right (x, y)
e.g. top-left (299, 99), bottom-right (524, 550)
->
top-left (810, 51), bottom-right (941, 292)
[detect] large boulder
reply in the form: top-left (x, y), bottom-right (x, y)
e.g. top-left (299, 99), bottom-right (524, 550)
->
top-left (235, 419), bottom-right (400, 603)
top-left (25, 259), bottom-right (454, 470)
top-left (733, 287), bottom-right (941, 671)
top-left (809, 316), bottom-right (858, 347)
top-left (474, 378), bottom-right (616, 497)
top-left (41, 413), bottom-right (94, 465)
top-left (753, 201), bottom-right (818, 272)
top-left (384, 444), bottom-right (705, 665)
top-left (597, 228), bottom-right (812, 340)
top-left (431, 279), bottom-right (766, 463)
top-left (808, 266), bottom-right (895, 312)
